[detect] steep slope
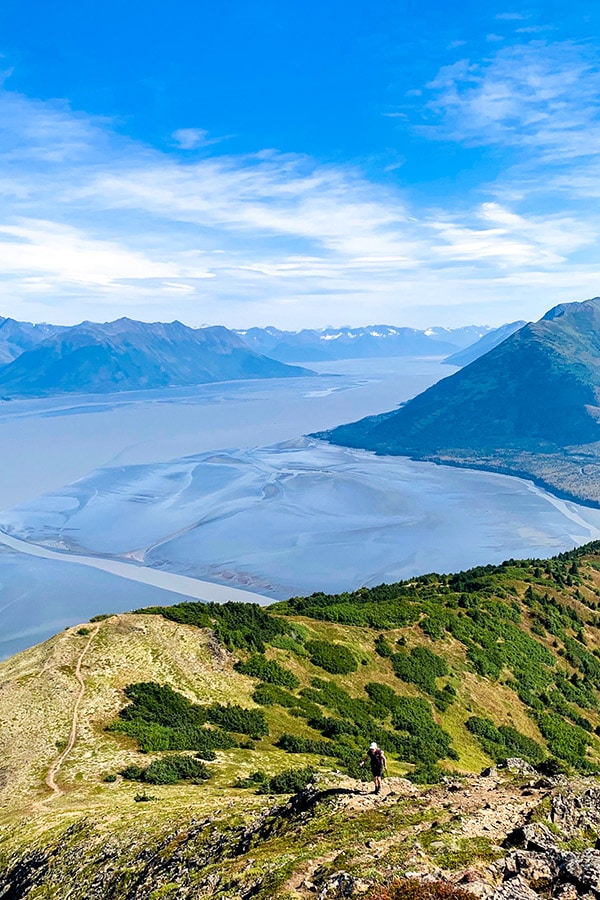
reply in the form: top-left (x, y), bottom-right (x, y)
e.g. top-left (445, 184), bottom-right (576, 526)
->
top-left (443, 321), bottom-right (527, 367)
top-left (237, 325), bottom-right (473, 362)
top-left (320, 297), bottom-right (600, 504)
top-left (0, 317), bottom-right (64, 364)
top-left (3, 544), bottom-right (600, 897)
top-left (0, 318), bottom-right (313, 396)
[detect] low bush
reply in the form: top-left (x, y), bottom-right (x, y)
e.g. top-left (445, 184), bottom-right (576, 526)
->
top-left (375, 634), bottom-right (395, 658)
top-left (367, 879), bottom-right (473, 900)
top-left (121, 755), bottom-right (210, 785)
top-left (252, 683), bottom-right (297, 707)
top-left (234, 654), bottom-right (299, 689)
top-left (390, 647), bottom-right (451, 708)
top-left (535, 712), bottom-right (591, 767)
top-left (306, 640), bottom-right (358, 674)
top-left (234, 770), bottom-right (269, 789)
top-left (258, 766), bottom-right (315, 794)
top-left (364, 682), bottom-right (400, 712)
top-left (392, 697), bottom-right (452, 760)
top-left (118, 682), bottom-right (206, 728)
top-left (133, 600), bottom-right (289, 652)
top-left (465, 716), bottom-right (544, 765)
top-left (205, 704), bottom-right (268, 739)
top-left (407, 763), bottom-right (445, 785)
top-left (276, 733), bottom-right (334, 756)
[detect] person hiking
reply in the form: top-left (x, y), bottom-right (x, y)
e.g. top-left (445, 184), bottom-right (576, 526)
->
top-left (360, 741), bottom-right (387, 794)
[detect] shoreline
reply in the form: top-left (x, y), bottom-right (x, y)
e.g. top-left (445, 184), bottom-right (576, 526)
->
top-left (393, 452), bottom-right (600, 512)
top-left (0, 530), bottom-right (273, 606)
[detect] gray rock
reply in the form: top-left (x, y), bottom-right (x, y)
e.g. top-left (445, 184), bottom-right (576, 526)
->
top-left (551, 789), bottom-right (600, 837)
top-left (562, 848), bottom-right (600, 893)
top-left (503, 759), bottom-right (538, 776)
top-left (490, 875), bottom-right (540, 898)
top-left (503, 849), bottom-right (560, 884)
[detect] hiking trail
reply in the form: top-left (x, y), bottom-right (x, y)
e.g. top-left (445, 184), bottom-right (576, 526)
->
top-left (44, 623), bottom-right (100, 799)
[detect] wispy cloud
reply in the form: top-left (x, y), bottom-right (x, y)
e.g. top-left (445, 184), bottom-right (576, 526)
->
top-left (0, 56), bottom-right (598, 329)
top-left (496, 12), bottom-right (530, 20)
top-left (171, 128), bottom-right (222, 150)
top-left (422, 40), bottom-right (600, 162)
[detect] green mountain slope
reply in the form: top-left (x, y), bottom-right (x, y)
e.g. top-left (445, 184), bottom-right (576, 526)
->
top-left (318, 297), bottom-right (600, 504)
top-left (5, 544), bottom-right (600, 896)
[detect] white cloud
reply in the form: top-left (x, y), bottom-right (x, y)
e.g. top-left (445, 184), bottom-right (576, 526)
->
top-left (172, 128), bottom-right (211, 150)
top-left (423, 40), bottom-right (600, 162)
top-left (495, 12), bottom-right (530, 20)
top-left (0, 69), bottom-right (598, 329)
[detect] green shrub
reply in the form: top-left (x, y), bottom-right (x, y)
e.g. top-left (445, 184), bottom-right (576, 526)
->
top-left (121, 755), bottom-right (210, 785)
top-left (205, 704), bottom-right (268, 739)
top-left (306, 640), bottom-right (358, 674)
top-left (392, 697), bottom-right (452, 760)
top-left (364, 683), bottom-right (400, 712)
top-left (269, 634), bottom-right (309, 656)
top-left (134, 601), bottom-right (289, 652)
top-left (118, 682), bottom-right (206, 728)
top-left (258, 767), bottom-right (315, 794)
top-left (109, 681), bottom-right (241, 753)
top-left (465, 716), bottom-right (545, 765)
top-left (234, 770), bottom-right (269, 789)
top-left (134, 791), bottom-right (157, 802)
top-left (375, 634), bottom-right (394, 658)
top-left (234, 654), bottom-right (299, 689)
top-left (391, 647), bottom-right (452, 709)
top-left (407, 763), bottom-right (445, 785)
top-left (535, 712), bottom-right (592, 767)
top-left (276, 733), bottom-right (333, 756)
top-left (252, 683), bottom-right (297, 707)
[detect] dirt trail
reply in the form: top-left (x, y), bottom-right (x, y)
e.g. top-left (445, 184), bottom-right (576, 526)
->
top-left (44, 624), bottom-right (100, 799)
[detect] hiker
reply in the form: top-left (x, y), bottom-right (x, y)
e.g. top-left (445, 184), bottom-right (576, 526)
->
top-left (360, 741), bottom-right (387, 794)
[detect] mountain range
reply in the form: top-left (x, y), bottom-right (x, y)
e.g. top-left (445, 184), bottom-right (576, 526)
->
top-left (443, 320), bottom-right (526, 367)
top-left (236, 324), bottom-right (495, 362)
top-left (0, 317), bottom-right (518, 397)
top-left (0, 318), bottom-right (312, 397)
top-left (319, 297), bottom-right (600, 504)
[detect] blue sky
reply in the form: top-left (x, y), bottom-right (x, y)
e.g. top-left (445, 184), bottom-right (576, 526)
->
top-left (0, 1), bottom-right (599, 328)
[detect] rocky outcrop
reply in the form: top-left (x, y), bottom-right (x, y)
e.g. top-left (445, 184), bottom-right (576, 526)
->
top-left (4, 769), bottom-right (600, 899)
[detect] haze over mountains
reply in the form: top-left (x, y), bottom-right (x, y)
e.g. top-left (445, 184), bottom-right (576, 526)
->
top-left (443, 320), bottom-right (526, 367)
top-left (0, 318), bottom-right (312, 397)
top-left (236, 324), bottom-right (494, 361)
top-left (0, 317), bottom-right (517, 397)
top-left (320, 297), bottom-right (600, 505)
top-left (0, 317), bottom-right (65, 364)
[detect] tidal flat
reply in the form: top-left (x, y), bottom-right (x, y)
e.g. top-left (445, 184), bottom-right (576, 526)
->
top-left (3, 356), bottom-right (600, 656)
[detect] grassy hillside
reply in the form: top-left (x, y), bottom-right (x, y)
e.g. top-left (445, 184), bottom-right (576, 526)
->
top-left (5, 543), bottom-right (600, 896)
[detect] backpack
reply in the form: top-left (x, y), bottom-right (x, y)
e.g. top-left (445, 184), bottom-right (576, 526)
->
top-left (371, 748), bottom-right (384, 764)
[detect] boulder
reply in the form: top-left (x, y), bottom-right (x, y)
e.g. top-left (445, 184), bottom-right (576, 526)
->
top-left (490, 875), bottom-right (540, 898)
top-left (562, 848), bottom-right (600, 894)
